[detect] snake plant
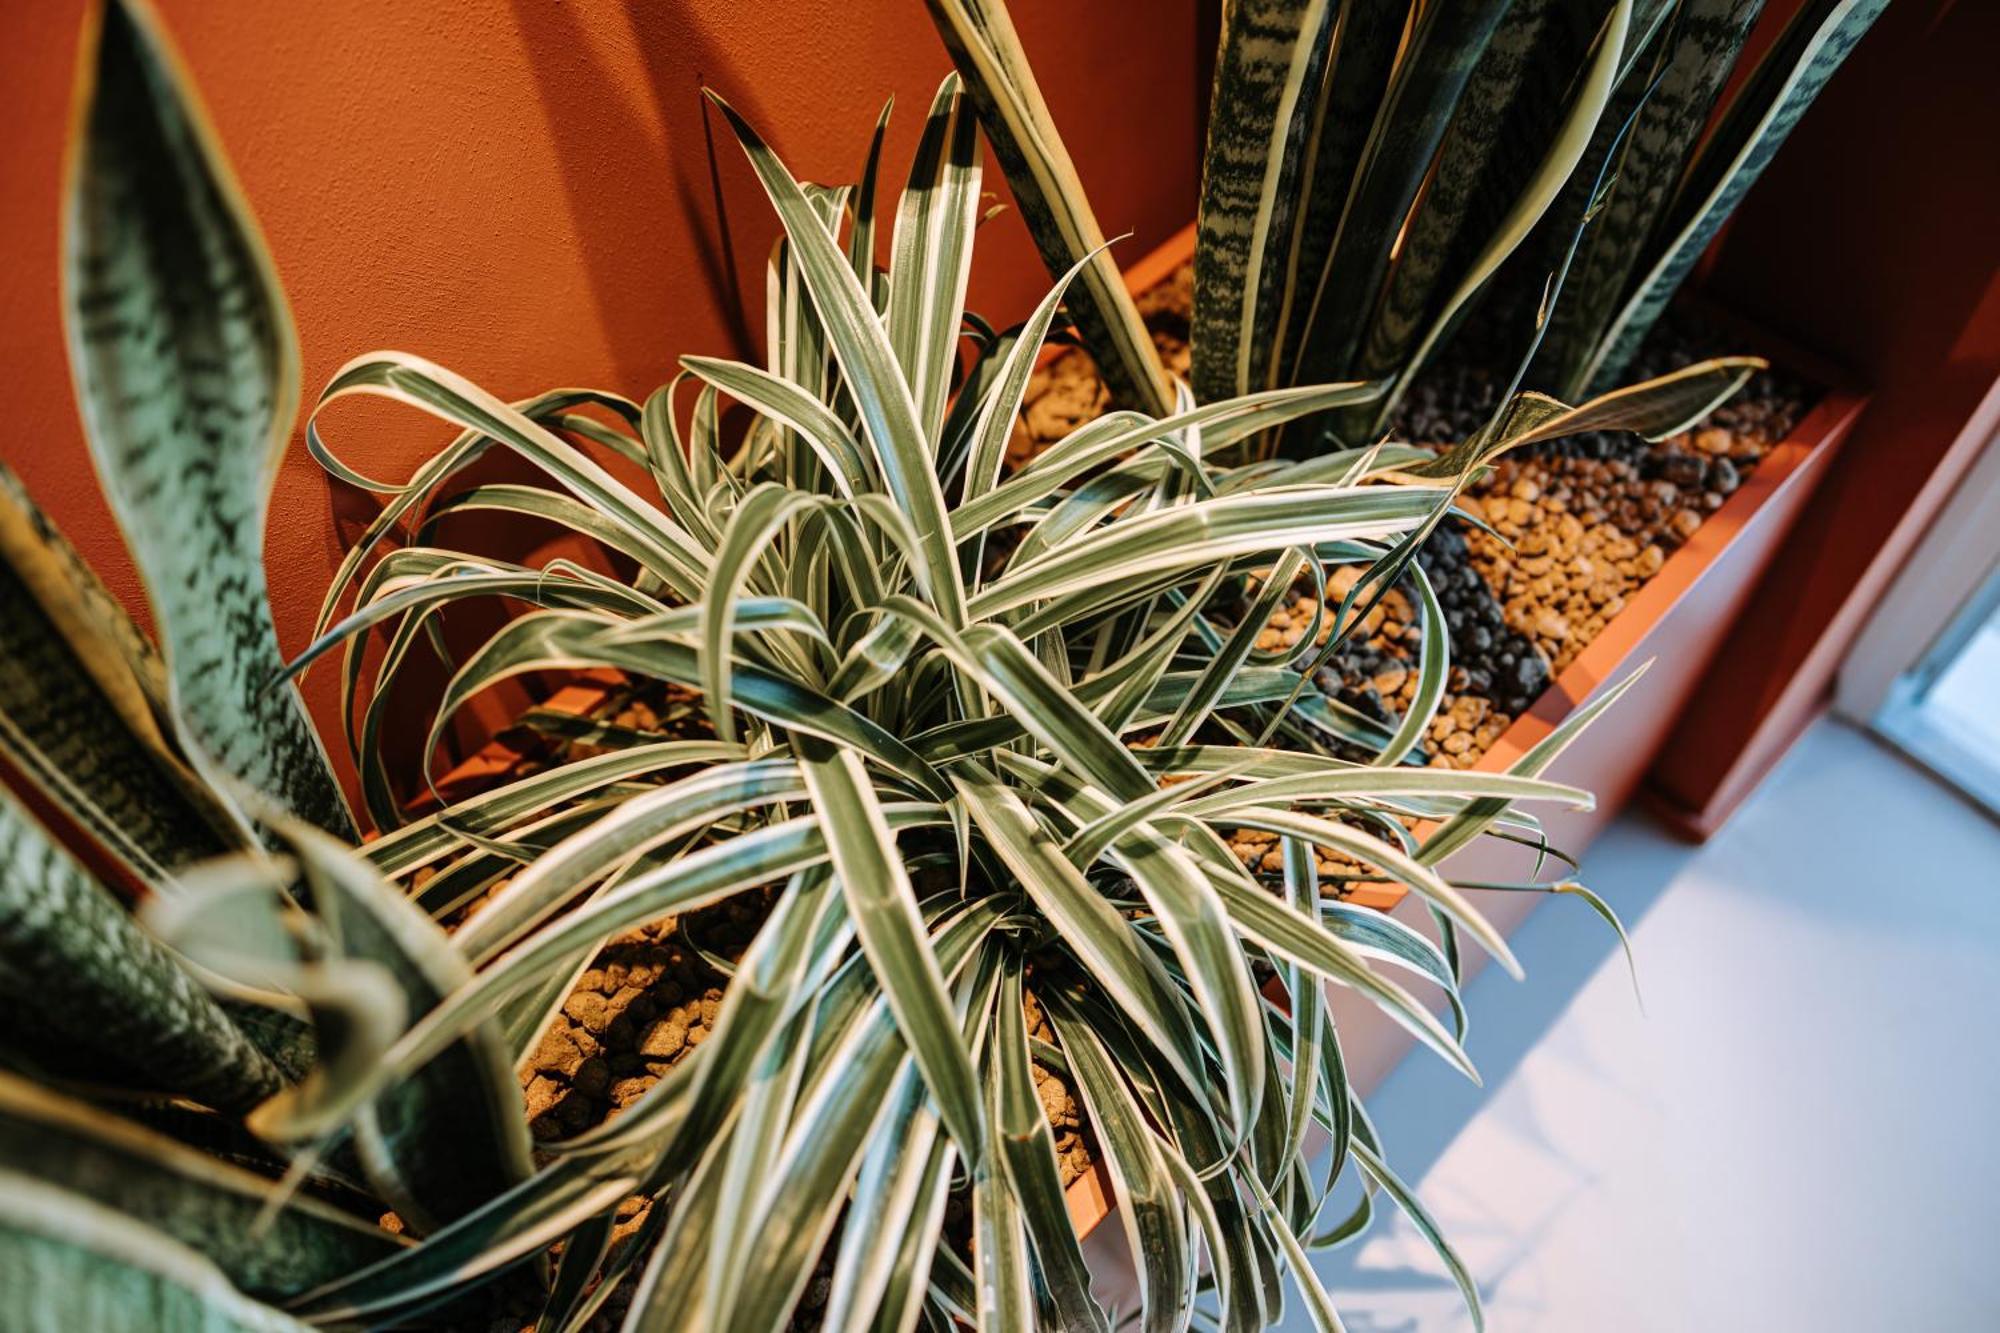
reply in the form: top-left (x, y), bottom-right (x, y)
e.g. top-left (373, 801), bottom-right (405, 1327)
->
top-left (926, 0), bottom-right (1882, 440)
top-left (0, 1), bottom-right (1762, 1329)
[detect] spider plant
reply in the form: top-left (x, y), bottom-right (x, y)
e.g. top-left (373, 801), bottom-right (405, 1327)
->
top-left (925, 0), bottom-right (1884, 438)
top-left (0, 1), bottom-right (1762, 1329)
top-left (287, 68), bottom-right (1753, 1333)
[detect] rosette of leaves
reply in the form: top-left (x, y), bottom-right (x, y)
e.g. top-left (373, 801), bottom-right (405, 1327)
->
top-left (290, 68), bottom-right (1754, 1333)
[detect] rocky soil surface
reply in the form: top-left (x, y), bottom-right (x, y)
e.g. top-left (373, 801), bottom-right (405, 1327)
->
top-left (1013, 264), bottom-right (1813, 780)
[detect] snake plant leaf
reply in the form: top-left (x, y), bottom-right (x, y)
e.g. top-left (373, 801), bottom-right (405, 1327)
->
top-left (1192, 0), bottom-right (1343, 404)
top-left (922, 0), bottom-right (1174, 416)
top-left (0, 1173), bottom-right (314, 1333)
top-left (1366, 0), bottom-right (1636, 426)
top-left (0, 786), bottom-right (281, 1112)
top-left (1496, 0), bottom-right (1677, 360)
top-left (1290, 0), bottom-right (1515, 396)
top-left (1583, 0), bottom-right (1889, 390)
top-left (0, 1074), bottom-right (405, 1301)
top-left (889, 75), bottom-right (984, 446)
top-left (62, 0), bottom-right (352, 839)
top-left (1356, 0), bottom-right (1571, 389)
top-left (1536, 0), bottom-right (1765, 395)
top-left (1270, 0), bottom-right (1409, 392)
top-left (0, 466), bottom-right (238, 884)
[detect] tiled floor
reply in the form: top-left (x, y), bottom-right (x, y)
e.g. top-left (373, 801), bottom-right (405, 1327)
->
top-left (1286, 719), bottom-right (2000, 1331)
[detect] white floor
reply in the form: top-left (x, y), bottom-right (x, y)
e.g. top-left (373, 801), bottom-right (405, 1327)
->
top-left (1288, 719), bottom-right (2000, 1332)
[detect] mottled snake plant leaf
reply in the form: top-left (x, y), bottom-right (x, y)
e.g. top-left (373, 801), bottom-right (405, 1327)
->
top-left (0, 464), bottom-right (238, 885)
top-left (62, 0), bottom-right (354, 839)
top-left (0, 785), bottom-right (280, 1114)
top-left (1582, 0), bottom-right (1889, 390)
top-left (924, 0), bottom-right (1175, 416)
top-left (0, 1173), bottom-right (313, 1333)
top-left (1538, 0), bottom-right (1767, 396)
top-left (1191, 0), bottom-right (1342, 405)
top-left (0, 1074), bottom-right (405, 1302)
top-left (1269, 0), bottom-right (1408, 396)
top-left (1289, 0), bottom-right (1515, 396)
top-left (1360, 0), bottom-right (1634, 426)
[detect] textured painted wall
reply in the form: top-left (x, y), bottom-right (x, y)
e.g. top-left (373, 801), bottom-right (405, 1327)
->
top-left (0, 0), bottom-right (1199, 803)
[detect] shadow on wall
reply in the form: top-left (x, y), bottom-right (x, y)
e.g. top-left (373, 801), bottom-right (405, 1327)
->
top-left (0, 0), bottom-right (1200, 816)
top-left (506, 0), bottom-right (765, 385)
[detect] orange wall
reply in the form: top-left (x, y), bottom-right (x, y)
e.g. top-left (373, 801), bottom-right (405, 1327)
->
top-left (1653, 0), bottom-right (2000, 827)
top-left (0, 1), bottom-right (1199, 803)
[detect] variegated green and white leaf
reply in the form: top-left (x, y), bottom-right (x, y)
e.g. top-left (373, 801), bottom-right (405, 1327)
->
top-left (922, 0), bottom-right (1174, 415)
